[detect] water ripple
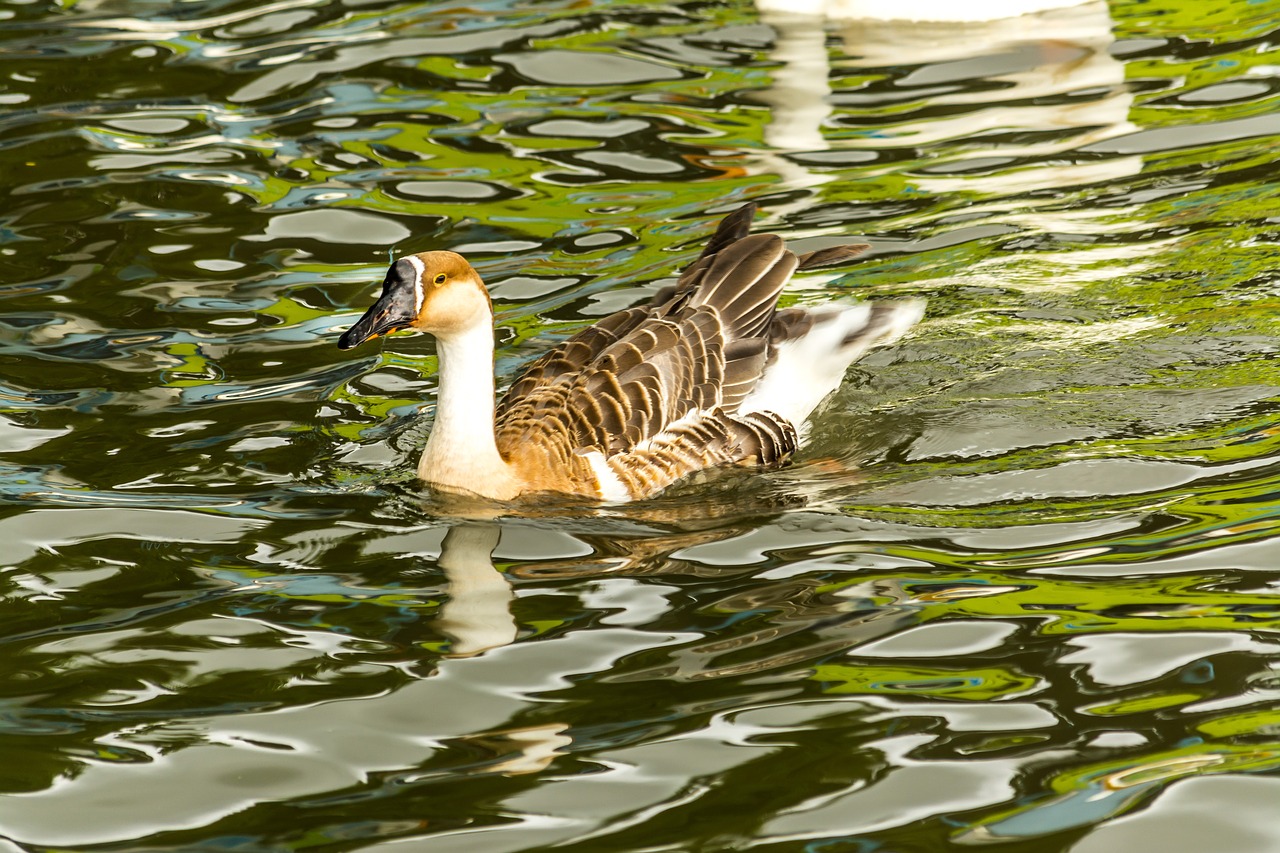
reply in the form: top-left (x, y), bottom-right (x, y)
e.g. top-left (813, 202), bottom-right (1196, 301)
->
top-left (1, 0), bottom-right (1279, 849)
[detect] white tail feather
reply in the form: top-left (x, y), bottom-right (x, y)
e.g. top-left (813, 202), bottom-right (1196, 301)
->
top-left (739, 299), bottom-right (924, 431)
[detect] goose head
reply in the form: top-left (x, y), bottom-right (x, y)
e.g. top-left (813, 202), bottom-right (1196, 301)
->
top-left (337, 251), bottom-right (492, 349)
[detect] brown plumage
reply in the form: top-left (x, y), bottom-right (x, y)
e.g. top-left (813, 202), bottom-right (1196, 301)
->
top-left (337, 203), bottom-right (924, 502)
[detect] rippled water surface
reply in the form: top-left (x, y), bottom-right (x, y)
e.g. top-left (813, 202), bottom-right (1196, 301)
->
top-left (3, 0), bottom-right (1280, 849)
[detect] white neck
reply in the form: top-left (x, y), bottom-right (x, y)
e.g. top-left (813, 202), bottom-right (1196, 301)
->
top-left (418, 321), bottom-right (514, 497)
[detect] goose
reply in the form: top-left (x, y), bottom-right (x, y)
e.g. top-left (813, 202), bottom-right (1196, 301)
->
top-left (337, 203), bottom-right (924, 502)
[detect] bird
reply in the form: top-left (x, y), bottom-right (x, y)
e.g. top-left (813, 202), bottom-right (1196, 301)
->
top-left (337, 203), bottom-right (923, 502)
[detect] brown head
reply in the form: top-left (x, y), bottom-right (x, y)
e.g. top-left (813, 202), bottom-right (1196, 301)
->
top-left (337, 251), bottom-right (493, 349)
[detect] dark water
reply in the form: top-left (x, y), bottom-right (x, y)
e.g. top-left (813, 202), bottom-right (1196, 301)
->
top-left (3, 0), bottom-right (1280, 849)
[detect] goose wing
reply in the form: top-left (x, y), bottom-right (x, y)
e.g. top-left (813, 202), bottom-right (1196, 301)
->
top-left (494, 204), bottom-right (798, 466)
top-left (493, 202), bottom-right (757, 426)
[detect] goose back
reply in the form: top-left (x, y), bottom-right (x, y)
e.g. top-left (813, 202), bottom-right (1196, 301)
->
top-left (493, 204), bottom-right (818, 498)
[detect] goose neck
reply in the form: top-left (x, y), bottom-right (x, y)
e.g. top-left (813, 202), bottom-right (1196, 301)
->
top-left (419, 322), bottom-right (509, 491)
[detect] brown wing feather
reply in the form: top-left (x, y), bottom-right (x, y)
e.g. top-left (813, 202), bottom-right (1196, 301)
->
top-left (688, 234), bottom-right (795, 340)
top-left (796, 243), bottom-right (869, 270)
top-left (494, 202), bottom-right (810, 497)
top-left (494, 209), bottom-right (762, 427)
top-left (671, 202), bottom-right (758, 289)
top-left (494, 304), bottom-right (653, 423)
top-left (604, 407), bottom-right (798, 498)
top-left (497, 303), bottom-right (731, 458)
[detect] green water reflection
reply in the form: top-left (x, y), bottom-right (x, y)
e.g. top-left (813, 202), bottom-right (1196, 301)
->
top-left (1, 0), bottom-right (1279, 850)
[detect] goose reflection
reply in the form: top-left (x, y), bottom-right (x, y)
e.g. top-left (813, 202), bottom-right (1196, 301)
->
top-left (426, 487), bottom-right (798, 658)
top-left (426, 483), bottom-right (925, 687)
top-left (427, 512), bottom-right (765, 656)
top-left (433, 523), bottom-right (515, 657)
top-left (750, 0), bottom-right (1140, 237)
top-left (419, 499), bottom-right (801, 776)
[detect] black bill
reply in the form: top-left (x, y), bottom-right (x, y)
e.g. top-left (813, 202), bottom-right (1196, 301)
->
top-left (337, 259), bottom-right (421, 350)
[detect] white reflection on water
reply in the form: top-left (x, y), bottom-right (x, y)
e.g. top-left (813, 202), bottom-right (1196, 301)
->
top-left (435, 523), bottom-right (517, 656)
top-left (751, 0), bottom-right (1141, 254)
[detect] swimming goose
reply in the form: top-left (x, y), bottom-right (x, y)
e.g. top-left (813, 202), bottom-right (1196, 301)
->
top-left (337, 203), bottom-right (923, 502)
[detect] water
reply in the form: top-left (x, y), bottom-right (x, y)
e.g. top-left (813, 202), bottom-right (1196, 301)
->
top-left (2, 0), bottom-right (1279, 849)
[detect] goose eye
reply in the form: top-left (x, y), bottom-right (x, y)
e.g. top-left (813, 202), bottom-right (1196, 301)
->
top-left (432, 273), bottom-right (446, 285)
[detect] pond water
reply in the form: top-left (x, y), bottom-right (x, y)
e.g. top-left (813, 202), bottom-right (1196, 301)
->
top-left (2, 0), bottom-right (1280, 849)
